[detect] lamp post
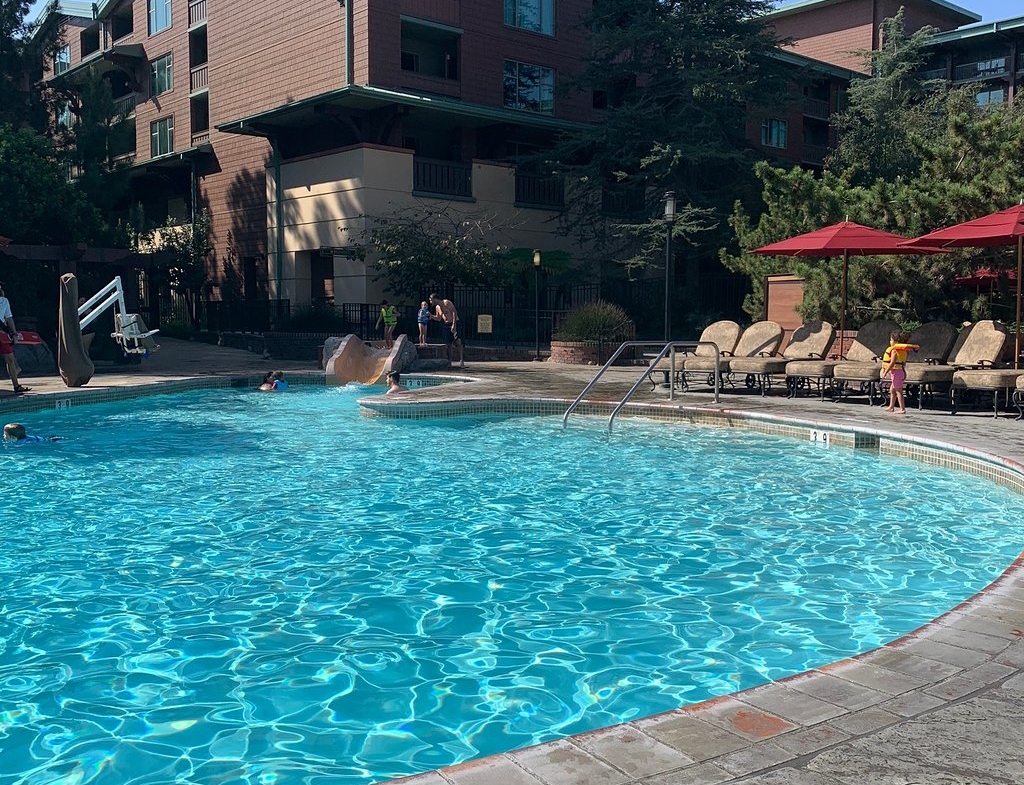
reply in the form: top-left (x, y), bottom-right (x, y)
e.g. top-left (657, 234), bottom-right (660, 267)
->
top-left (663, 191), bottom-right (676, 343)
top-left (533, 249), bottom-right (542, 360)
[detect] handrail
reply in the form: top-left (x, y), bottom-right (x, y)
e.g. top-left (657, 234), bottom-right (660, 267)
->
top-left (561, 340), bottom-right (721, 430)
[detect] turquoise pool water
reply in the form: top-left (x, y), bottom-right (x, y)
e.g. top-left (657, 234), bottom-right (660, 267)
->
top-left (1, 385), bottom-right (1022, 784)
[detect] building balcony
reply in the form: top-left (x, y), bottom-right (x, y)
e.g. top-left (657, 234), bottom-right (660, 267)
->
top-left (413, 157), bottom-right (472, 198)
top-left (113, 93), bottom-right (137, 118)
top-left (1018, 52), bottom-right (1024, 74)
top-left (188, 0), bottom-right (208, 27)
top-left (801, 144), bottom-right (827, 166)
top-left (191, 130), bottom-right (210, 145)
top-left (190, 64), bottom-right (209, 93)
top-left (918, 67), bottom-right (947, 82)
top-left (802, 97), bottom-right (830, 120)
top-left (954, 57), bottom-right (1009, 82)
top-left (515, 172), bottom-right (564, 209)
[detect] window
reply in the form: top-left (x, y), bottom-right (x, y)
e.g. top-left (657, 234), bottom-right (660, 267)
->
top-left (56, 102), bottom-right (72, 130)
top-left (977, 87), bottom-right (1005, 106)
top-left (54, 45), bottom-right (70, 75)
top-left (400, 19), bottom-right (459, 80)
top-left (505, 0), bottom-right (555, 35)
top-left (148, 0), bottom-right (171, 34)
top-left (151, 117), bottom-right (174, 156)
top-left (150, 54), bottom-right (173, 96)
top-left (761, 118), bottom-right (788, 149)
top-left (503, 60), bottom-right (555, 113)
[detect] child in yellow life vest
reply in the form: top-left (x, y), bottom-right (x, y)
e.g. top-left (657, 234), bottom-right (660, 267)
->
top-left (881, 331), bottom-right (919, 414)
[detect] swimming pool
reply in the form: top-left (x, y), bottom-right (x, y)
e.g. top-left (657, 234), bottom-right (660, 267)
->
top-left (1, 385), bottom-right (1022, 784)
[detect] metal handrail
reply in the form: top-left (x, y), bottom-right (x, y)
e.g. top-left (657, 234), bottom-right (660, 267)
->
top-left (561, 340), bottom-right (722, 431)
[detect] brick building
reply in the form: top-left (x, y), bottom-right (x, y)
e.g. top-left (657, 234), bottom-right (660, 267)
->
top-left (38, 0), bottom-right (595, 312)
top-left (33, 0), bottom-right (1019, 323)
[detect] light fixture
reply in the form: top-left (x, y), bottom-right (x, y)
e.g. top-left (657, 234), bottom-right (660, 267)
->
top-left (533, 248), bottom-right (542, 267)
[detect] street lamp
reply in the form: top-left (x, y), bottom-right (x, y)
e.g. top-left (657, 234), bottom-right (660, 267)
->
top-left (533, 249), bottom-right (542, 360)
top-left (663, 191), bottom-right (676, 343)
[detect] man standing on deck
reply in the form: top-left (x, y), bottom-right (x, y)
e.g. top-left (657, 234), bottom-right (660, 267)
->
top-left (0, 281), bottom-right (30, 394)
top-left (429, 293), bottom-right (464, 369)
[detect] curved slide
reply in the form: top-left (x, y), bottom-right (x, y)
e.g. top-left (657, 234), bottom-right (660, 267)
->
top-left (325, 334), bottom-right (402, 385)
top-left (57, 273), bottom-right (95, 387)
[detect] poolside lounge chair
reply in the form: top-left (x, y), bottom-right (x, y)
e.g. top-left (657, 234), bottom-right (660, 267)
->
top-left (894, 321), bottom-right (958, 409)
top-left (647, 319), bottom-right (741, 390)
top-left (728, 320), bottom-right (835, 396)
top-left (899, 320), bottom-right (1009, 413)
top-left (942, 321), bottom-right (1019, 416)
top-left (837, 320), bottom-right (959, 407)
top-left (693, 320), bottom-right (784, 389)
top-left (786, 319), bottom-right (900, 401)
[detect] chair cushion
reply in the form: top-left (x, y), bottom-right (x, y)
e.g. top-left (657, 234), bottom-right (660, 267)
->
top-left (905, 364), bottom-right (955, 385)
top-left (908, 321), bottom-right (957, 363)
top-left (783, 320), bottom-right (836, 360)
top-left (947, 320), bottom-right (1008, 366)
top-left (694, 320), bottom-right (742, 357)
top-left (785, 359), bottom-right (841, 378)
top-left (951, 369), bottom-right (1024, 390)
top-left (728, 356), bottom-right (790, 375)
top-left (832, 361), bottom-right (883, 382)
top-left (843, 320), bottom-right (900, 362)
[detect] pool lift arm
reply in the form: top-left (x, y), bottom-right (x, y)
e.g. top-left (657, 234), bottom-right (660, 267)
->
top-left (78, 276), bottom-right (159, 354)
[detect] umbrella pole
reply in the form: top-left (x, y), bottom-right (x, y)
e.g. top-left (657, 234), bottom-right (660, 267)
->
top-left (840, 251), bottom-right (848, 358)
top-left (1016, 235), bottom-right (1022, 369)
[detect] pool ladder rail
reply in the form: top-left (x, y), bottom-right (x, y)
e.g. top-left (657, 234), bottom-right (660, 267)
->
top-left (562, 340), bottom-right (721, 432)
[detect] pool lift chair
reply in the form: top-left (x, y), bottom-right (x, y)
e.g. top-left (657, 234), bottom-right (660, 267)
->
top-left (78, 276), bottom-right (160, 355)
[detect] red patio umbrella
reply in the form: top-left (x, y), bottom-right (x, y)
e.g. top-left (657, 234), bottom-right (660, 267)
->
top-left (902, 203), bottom-right (1024, 368)
top-left (750, 221), bottom-right (942, 352)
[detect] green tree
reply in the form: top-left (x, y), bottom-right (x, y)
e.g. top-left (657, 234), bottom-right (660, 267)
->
top-left (0, 122), bottom-right (100, 243)
top-left (539, 0), bottom-right (790, 283)
top-left (362, 203), bottom-right (546, 296)
top-left (138, 208), bottom-right (213, 330)
top-left (827, 10), bottom-right (942, 185)
top-left (0, 0), bottom-right (62, 130)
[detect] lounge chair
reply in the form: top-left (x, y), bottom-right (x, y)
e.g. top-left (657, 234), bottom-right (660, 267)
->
top-left (894, 321), bottom-right (958, 409)
top-left (898, 320), bottom-right (1008, 413)
top-left (728, 320), bottom-right (835, 396)
top-left (647, 319), bottom-right (741, 390)
top-left (943, 321), bottom-right (1020, 416)
top-left (786, 319), bottom-right (900, 401)
top-left (692, 320), bottom-right (784, 389)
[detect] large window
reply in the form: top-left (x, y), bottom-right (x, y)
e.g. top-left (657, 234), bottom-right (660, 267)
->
top-left (503, 60), bottom-right (555, 113)
top-left (504, 0), bottom-right (555, 35)
top-left (148, 0), bottom-right (171, 34)
top-left (151, 117), bottom-right (174, 156)
top-left (54, 45), bottom-right (70, 75)
top-left (977, 87), bottom-right (1005, 107)
top-left (150, 54), bottom-right (173, 96)
top-left (761, 118), bottom-right (788, 149)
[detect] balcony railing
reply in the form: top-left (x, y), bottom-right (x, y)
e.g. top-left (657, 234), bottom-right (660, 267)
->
top-left (190, 64), bottom-right (209, 93)
top-left (802, 97), bottom-right (830, 119)
top-left (801, 144), bottom-right (827, 166)
top-left (191, 130), bottom-right (210, 145)
top-left (413, 157), bottom-right (472, 198)
top-left (917, 67), bottom-right (947, 82)
top-left (1018, 53), bottom-right (1024, 73)
top-left (954, 57), bottom-right (1009, 82)
top-left (515, 172), bottom-right (564, 208)
top-left (113, 93), bottom-right (136, 118)
top-left (188, 0), bottom-right (207, 26)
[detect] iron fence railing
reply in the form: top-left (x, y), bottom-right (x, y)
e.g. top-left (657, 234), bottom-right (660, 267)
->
top-left (413, 157), bottom-right (472, 197)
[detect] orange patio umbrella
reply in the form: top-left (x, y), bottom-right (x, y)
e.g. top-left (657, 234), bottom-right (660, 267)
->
top-left (902, 203), bottom-right (1024, 368)
top-left (750, 221), bottom-right (944, 351)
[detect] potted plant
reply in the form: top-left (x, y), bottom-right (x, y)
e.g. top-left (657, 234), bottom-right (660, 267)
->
top-left (550, 301), bottom-right (636, 365)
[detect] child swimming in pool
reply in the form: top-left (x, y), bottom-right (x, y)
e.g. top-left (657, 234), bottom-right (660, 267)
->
top-left (881, 330), bottom-right (919, 414)
top-left (3, 422), bottom-right (61, 443)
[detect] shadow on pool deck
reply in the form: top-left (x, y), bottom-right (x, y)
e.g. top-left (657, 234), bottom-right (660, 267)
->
top-left (5, 338), bottom-right (1024, 785)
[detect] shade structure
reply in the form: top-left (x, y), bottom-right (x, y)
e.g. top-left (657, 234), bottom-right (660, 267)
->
top-left (750, 221), bottom-right (938, 352)
top-left (954, 266), bottom-right (1016, 292)
top-left (902, 204), bottom-right (1024, 368)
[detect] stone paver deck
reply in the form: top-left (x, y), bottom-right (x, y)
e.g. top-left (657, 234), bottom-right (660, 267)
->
top-left (5, 339), bottom-right (1024, 785)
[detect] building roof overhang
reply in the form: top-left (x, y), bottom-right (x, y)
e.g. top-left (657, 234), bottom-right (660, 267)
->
top-left (769, 48), bottom-right (863, 81)
top-left (927, 15), bottom-right (1024, 45)
top-left (134, 144), bottom-right (215, 173)
top-left (765, 0), bottom-right (980, 25)
top-left (216, 84), bottom-right (587, 138)
top-left (47, 43), bottom-right (145, 86)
